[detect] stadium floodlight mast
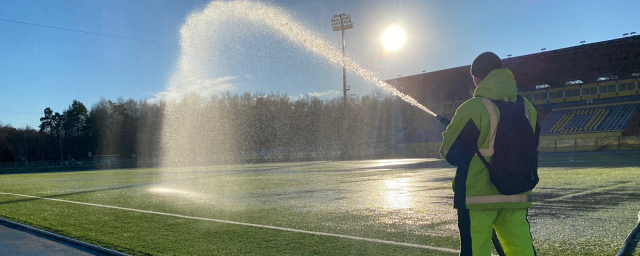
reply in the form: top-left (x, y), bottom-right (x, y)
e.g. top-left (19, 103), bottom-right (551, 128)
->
top-left (331, 13), bottom-right (353, 159)
top-left (580, 41), bottom-right (586, 45)
top-left (623, 33), bottom-right (629, 37)
top-left (331, 13), bottom-right (353, 105)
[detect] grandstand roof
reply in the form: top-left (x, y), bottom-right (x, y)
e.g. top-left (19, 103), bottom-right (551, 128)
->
top-left (387, 36), bottom-right (640, 104)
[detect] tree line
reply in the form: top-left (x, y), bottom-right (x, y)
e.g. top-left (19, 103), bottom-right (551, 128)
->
top-left (0, 91), bottom-right (427, 165)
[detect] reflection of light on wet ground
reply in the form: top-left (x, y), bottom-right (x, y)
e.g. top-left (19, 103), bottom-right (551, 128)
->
top-left (148, 187), bottom-right (202, 198)
top-left (372, 159), bottom-right (426, 168)
top-left (383, 178), bottom-right (413, 209)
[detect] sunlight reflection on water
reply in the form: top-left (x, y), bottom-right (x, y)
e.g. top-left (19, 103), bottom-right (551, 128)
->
top-left (383, 178), bottom-right (413, 210)
top-left (148, 187), bottom-right (202, 199)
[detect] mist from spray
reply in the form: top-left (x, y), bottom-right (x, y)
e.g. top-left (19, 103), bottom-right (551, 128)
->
top-left (160, 0), bottom-right (436, 168)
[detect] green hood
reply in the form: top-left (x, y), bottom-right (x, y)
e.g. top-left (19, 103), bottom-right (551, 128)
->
top-left (473, 68), bottom-right (518, 102)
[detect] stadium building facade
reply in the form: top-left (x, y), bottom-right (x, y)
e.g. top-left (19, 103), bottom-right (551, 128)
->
top-left (387, 36), bottom-right (640, 156)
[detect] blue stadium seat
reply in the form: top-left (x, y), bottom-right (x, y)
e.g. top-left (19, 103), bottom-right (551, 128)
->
top-left (541, 102), bottom-right (640, 135)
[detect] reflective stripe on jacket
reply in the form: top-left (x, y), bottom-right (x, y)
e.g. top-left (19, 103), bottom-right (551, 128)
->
top-left (439, 68), bottom-right (539, 209)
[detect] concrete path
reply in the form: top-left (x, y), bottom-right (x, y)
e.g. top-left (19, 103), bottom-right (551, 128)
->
top-left (0, 222), bottom-right (110, 256)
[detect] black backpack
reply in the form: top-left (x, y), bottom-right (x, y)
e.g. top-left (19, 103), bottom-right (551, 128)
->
top-left (476, 95), bottom-right (541, 195)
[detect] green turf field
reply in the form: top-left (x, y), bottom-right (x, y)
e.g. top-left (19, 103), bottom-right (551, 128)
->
top-left (0, 152), bottom-right (638, 255)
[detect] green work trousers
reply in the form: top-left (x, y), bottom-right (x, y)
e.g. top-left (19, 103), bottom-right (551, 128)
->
top-left (457, 208), bottom-right (536, 256)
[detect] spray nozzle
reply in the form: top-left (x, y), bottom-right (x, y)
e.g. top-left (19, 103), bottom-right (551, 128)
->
top-left (435, 115), bottom-right (451, 126)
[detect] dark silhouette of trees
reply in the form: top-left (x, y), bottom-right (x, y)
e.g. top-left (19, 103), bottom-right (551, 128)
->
top-left (0, 123), bottom-right (17, 162)
top-left (0, 123), bottom-right (40, 163)
top-left (0, 91), bottom-right (426, 166)
top-left (63, 100), bottom-right (90, 160)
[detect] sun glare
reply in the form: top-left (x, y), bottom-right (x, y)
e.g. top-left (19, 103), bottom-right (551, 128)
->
top-left (382, 26), bottom-right (406, 51)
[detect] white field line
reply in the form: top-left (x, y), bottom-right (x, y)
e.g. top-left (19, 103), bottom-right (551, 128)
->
top-left (0, 192), bottom-right (461, 255)
top-left (545, 181), bottom-right (637, 202)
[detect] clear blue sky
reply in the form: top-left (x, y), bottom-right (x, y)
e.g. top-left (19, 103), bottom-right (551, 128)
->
top-left (1, 0), bottom-right (638, 128)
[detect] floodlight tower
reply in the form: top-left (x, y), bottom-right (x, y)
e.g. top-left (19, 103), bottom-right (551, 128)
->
top-left (331, 13), bottom-right (353, 105)
top-left (331, 13), bottom-right (353, 159)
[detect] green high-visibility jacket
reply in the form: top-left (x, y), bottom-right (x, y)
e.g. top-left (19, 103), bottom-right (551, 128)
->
top-left (439, 68), bottom-right (539, 210)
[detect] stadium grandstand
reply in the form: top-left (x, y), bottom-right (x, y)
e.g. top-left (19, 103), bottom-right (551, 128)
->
top-left (388, 35), bottom-right (640, 156)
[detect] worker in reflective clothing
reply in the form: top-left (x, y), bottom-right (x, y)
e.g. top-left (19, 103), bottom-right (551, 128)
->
top-left (439, 52), bottom-right (538, 256)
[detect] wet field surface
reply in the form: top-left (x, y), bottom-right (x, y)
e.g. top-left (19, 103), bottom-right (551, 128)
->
top-left (0, 152), bottom-right (638, 255)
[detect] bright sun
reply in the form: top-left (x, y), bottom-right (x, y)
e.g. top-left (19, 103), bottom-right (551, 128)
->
top-left (382, 26), bottom-right (406, 51)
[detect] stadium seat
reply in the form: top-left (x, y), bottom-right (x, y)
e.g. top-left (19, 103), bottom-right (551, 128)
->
top-left (541, 102), bottom-right (640, 135)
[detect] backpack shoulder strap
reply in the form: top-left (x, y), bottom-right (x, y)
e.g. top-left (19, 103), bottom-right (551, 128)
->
top-left (479, 97), bottom-right (498, 157)
top-left (516, 94), bottom-right (535, 127)
top-left (474, 97), bottom-right (499, 169)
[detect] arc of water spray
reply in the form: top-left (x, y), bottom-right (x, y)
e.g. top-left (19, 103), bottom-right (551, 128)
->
top-left (161, 1), bottom-right (451, 167)
top-left (170, 0), bottom-right (438, 117)
top-left (272, 9), bottom-right (439, 117)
